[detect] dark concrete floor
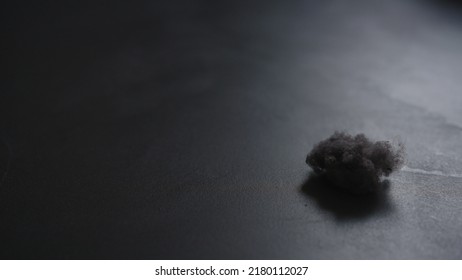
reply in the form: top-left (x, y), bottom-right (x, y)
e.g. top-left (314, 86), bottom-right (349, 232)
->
top-left (2, 0), bottom-right (462, 259)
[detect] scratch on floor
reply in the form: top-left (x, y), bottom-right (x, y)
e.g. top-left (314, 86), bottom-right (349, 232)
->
top-left (401, 165), bottom-right (462, 178)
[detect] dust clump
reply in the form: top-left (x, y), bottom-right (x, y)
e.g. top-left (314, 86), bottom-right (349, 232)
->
top-left (306, 132), bottom-right (404, 194)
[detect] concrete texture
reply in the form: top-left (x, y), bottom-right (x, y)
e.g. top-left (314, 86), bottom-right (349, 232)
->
top-left (2, 0), bottom-right (462, 259)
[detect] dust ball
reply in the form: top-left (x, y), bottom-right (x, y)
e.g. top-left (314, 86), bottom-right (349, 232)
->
top-left (306, 132), bottom-right (404, 194)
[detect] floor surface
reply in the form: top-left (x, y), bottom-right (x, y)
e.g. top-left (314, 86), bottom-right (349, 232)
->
top-left (2, 0), bottom-right (462, 259)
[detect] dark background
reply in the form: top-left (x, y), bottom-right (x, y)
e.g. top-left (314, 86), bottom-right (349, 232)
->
top-left (2, 0), bottom-right (462, 259)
